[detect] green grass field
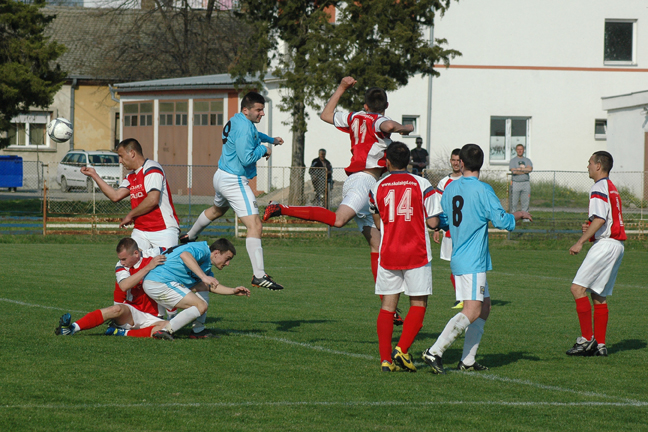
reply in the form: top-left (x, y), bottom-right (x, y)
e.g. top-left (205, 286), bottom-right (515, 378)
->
top-left (1, 237), bottom-right (647, 431)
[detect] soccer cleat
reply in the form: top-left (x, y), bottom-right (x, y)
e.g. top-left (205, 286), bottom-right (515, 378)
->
top-left (152, 329), bottom-right (174, 341)
top-left (262, 202), bottom-right (282, 222)
top-left (452, 301), bottom-right (464, 309)
top-left (251, 274), bottom-right (284, 291)
top-left (457, 361), bottom-right (489, 371)
top-left (189, 329), bottom-right (220, 339)
top-left (392, 347), bottom-right (417, 372)
top-left (105, 326), bottom-right (127, 336)
top-left (55, 313), bottom-right (74, 336)
top-left (422, 348), bottom-right (445, 374)
top-left (393, 308), bottom-right (404, 326)
top-left (381, 360), bottom-right (400, 372)
top-left (594, 344), bottom-right (608, 357)
top-left (179, 233), bottom-right (195, 244)
top-left (566, 336), bottom-right (598, 356)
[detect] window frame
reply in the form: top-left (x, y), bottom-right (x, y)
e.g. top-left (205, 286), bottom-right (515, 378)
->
top-left (6, 112), bottom-right (51, 148)
top-left (401, 115), bottom-right (419, 136)
top-left (595, 119), bottom-right (607, 140)
top-left (604, 19), bottom-right (637, 66)
top-left (489, 116), bottom-right (531, 165)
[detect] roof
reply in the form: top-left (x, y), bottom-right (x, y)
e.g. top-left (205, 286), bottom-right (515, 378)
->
top-left (114, 73), bottom-right (276, 92)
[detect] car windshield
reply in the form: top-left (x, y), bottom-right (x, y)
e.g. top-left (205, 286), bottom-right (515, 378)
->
top-left (89, 154), bottom-right (119, 165)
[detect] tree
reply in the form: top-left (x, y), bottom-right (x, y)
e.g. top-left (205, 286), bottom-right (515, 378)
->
top-left (230, 0), bottom-right (460, 204)
top-left (0, 0), bottom-right (66, 147)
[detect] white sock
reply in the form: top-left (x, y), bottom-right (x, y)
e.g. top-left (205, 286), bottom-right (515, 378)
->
top-left (169, 306), bottom-right (201, 333)
top-left (192, 291), bottom-right (210, 333)
top-left (430, 313), bottom-right (471, 357)
top-left (187, 211), bottom-right (213, 240)
top-left (461, 317), bottom-right (486, 365)
top-left (71, 323), bottom-right (81, 334)
top-left (246, 237), bottom-right (265, 278)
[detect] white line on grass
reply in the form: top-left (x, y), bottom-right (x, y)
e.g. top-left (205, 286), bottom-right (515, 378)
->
top-left (0, 298), bottom-right (86, 314)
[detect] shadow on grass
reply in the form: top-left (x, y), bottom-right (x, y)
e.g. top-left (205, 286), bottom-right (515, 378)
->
top-left (609, 339), bottom-right (647, 354)
top-left (479, 351), bottom-right (541, 367)
top-left (491, 299), bottom-right (511, 307)
top-left (260, 319), bottom-right (332, 332)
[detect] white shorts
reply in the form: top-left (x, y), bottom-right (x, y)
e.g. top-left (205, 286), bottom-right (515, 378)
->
top-left (341, 172), bottom-right (377, 232)
top-left (117, 304), bottom-right (165, 330)
top-left (132, 227), bottom-right (179, 249)
top-left (455, 273), bottom-right (490, 302)
top-left (212, 169), bottom-right (259, 217)
top-left (573, 238), bottom-right (624, 297)
top-left (143, 280), bottom-right (194, 310)
top-left (439, 234), bottom-right (452, 261)
top-left (375, 262), bottom-right (433, 296)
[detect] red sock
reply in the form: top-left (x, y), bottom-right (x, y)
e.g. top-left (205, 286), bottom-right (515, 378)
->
top-left (75, 309), bottom-right (105, 331)
top-left (450, 274), bottom-right (456, 291)
top-left (397, 306), bottom-right (426, 353)
top-left (377, 309), bottom-right (394, 362)
top-left (593, 303), bottom-right (609, 345)
top-left (279, 205), bottom-right (336, 226)
top-left (575, 297), bottom-right (593, 340)
top-left (371, 252), bottom-right (379, 282)
top-left (127, 326), bottom-right (155, 338)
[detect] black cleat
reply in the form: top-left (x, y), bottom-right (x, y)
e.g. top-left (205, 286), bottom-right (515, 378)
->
top-left (393, 308), bottom-right (404, 326)
top-left (566, 337), bottom-right (597, 356)
top-left (179, 233), bottom-right (195, 244)
top-left (422, 349), bottom-right (445, 374)
top-left (55, 313), bottom-right (74, 336)
top-left (262, 202), bottom-right (282, 222)
top-left (594, 344), bottom-right (608, 357)
top-left (457, 361), bottom-right (489, 371)
top-left (251, 274), bottom-right (284, 291)
top-left (152, 329), bottom-right (174, 341)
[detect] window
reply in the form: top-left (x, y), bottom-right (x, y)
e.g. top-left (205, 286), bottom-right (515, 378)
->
top-left (402, 115), bottom-right (418, 135)
top-left (604, 20), bottom-right (636, 65)
top-left (7, 112), bottom-right (49, 147)
top-left (595, 119), bottom-right (607, 140)
top-left (124, 104), bottom-right (138, 127)
top-left (124, 103), bottom-right (152, 127)
top-left (194, 99), bottom-right (224, 126)
top-left (489, 117), bottom-right (530, 163)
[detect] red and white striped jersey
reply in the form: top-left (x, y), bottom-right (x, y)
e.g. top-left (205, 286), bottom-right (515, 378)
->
top-left (589, 178), bottom-right (626, 242)
top-left (333, 111), bottom-right (392, 176)
top-left (119, 159), bottom-right (179, 232)
top-left (114, 247), bottom-right (165, 316)
top-left (436, 174), bottom-right (462, 238)
top-left (369, 171), bottom-right (442, 270)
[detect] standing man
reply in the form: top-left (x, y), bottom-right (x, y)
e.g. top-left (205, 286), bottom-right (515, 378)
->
top-left (566, 151), bottom-right (625, 357)
top-left (81, 138), bottom-right (180, 249)
top-left (180, 92), bottom-right (285, 291)
top-left (369, 142), bottom-right (441, 372)
top-left (432, 148), bottom-right (463, 309)
top-left (309, 149), bottom-right (333, 206)
top-left (422, 144), bottom-right (531, 374)
top-left (410, 137), bottom-right (429, 176)
top-left (509, 144), bottom-right (533, 217)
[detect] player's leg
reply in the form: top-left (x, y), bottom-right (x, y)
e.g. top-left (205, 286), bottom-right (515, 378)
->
top-left (459, 295), bottom-right (491, 371)
top-left (188, 282), bottom-right (218, 338)
top-left (377, 293), bottom-right (400, 371)
top-left (145, 227), bottom-right (180, 248)
top-left (161, 292), bottom-right (208, 336)
top-left (183, 205), bottom-right (228, 243)
top-left (239, 214), bottom-right (283, 290)
top-left (144, 281), bottom-right (207, 338)
top-left (56, 304), bottom-right (130, 336)
top-left (591, 293), bottom-right (608, 356)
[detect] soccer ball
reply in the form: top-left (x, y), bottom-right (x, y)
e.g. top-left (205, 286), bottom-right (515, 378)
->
top-left (47, 118), bottom-right (74, 143)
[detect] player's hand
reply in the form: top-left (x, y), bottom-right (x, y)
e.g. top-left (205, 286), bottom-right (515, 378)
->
top-left (80, 167), bottom-right (96, 177)
top-left (433, 230), bottom-right (441, 244)
top-left (273, 137), bottom-right (284, 145)
top-left (569, 242), bottom-right (583, 255)
top-left (340, 76), bottom-right (357, 89)
top-left (120, 214), bottom-right (135, 228)
top-left (202, 276), bottom-right (220, 290)
top-left (399, 124), bottom-right (414, 135)
top-left (233, 286), bottom-right (251, 297)
top-left (264, 145), bottom-right (272, 160)
top-left (147, 255), bottom-right (166, 269)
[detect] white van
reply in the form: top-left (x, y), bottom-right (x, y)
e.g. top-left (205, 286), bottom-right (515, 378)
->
top-left (56, 150), bottom-right (122, 192)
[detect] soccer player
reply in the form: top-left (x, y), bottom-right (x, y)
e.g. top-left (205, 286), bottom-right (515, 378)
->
top-left (432, 148), bottom-right (463, 309)
top-left (369, 142), bottom-right (442, 372)
top-left (263, 77), bottom-right (413, 315)
top-left (565, 151), bottom-right (625, 357)
top-left (422, 144), bottom-right (531, 374)
top-left (143, 239), bottom-right (250, 340)
top-left (81, 138), bottom-right (180, 250)
top-left (180, 92), bottom-right (285, 291)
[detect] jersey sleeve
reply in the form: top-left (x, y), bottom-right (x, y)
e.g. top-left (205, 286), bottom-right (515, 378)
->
top-left (484, 185), bottom-right (516, 231)
top-left (258, 132), bottom-right (273, 143)
top-left (115, 262), bottom-right (131, 284)
top-left (333, 111), bottom-right (352, 131)
top-left (589, 184), bottom-right (608, 220)
top-left (143, 165), bottom-right (164, 194)
top-left (119, 177), bottom-right (131, 189)
top-left (424, 185), bottom-right (443, 218)
top-left (141, 247), bottom-right (164, 258)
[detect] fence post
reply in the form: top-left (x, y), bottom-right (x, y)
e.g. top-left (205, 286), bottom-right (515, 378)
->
top-left (42, 180), bottom-right (47, 236)
top-left (552, 171), bottom-right (556, 238)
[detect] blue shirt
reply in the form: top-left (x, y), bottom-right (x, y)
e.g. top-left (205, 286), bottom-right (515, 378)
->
top-left (440, 176), bottom-right (516, 275)
top-left (218, 112), bottom-right (273, 179)
top-left (144, 242), bottom-right (214, 286)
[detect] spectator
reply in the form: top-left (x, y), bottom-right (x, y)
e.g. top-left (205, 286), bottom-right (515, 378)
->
top-left (509, 144), bottom-right (533, 218)
top-left (410, 138), bottom-right (429, 176)
top-left (309, 149), bottom-right (333, 206)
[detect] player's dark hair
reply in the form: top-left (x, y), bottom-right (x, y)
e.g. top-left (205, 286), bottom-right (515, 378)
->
top-left (116, 138), bottom-right (143, 156)
top-left (451, 148), bottom-right (461, 157)
top-left (241, 92), bottom-right (265, 110)
top-left (386, 141), bottom-right (410, 170)
top-left (210, 238), bottom-right (236, 255)
top-left (364, 87), bottom-right (388, 113)
top-left (116, 237), bottom-right (138, 254)
top-left (593, 151), bottom-right (613, 173)
top-left (459, 144), bottom-right (484, 172)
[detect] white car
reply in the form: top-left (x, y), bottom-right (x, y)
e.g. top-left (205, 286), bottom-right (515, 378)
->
top-left (56, 150), bottom-right (122, 192)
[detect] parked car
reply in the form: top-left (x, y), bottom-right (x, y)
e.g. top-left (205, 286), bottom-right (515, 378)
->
top-left (56, 150), bottom-right (122, 192)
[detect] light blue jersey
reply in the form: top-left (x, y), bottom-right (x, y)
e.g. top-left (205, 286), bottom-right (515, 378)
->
top-left (144, 242), bottom-right (214, 286)
top-left (219, 112), bottom-right (273, 179)
top-left (440, 176), bottom-right (516, 275)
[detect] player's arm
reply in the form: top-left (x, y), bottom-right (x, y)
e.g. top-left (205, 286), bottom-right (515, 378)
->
top-left (320, 76), bottom-right (357, 124)
top-left (379, 120), bottom-right (414, 136)
top-left (118, 255), bottom-right (167, 291)
top-left (180, 251), bottom-right (220, 289)
top-left (258, 132), bottom-right (284, 146)
top-left (236, 126), bottom-right (269, 166)
top-left (120, 190), bottom-right (161, 228)
top-left (208, 283), bottom-right (251, 297)
top-left (81, 167), bottom-right (129, 202)
top-left (569, 217), bottom-right (605, 255)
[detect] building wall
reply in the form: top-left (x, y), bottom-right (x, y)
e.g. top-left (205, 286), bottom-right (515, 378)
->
top-left (73, 85), bottom-right (118, 152)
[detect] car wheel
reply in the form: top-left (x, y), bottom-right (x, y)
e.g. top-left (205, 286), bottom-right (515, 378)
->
top-left (61, 177), bottom-right (68, 192)
top-left (86, 178), bottom-right (95, 192)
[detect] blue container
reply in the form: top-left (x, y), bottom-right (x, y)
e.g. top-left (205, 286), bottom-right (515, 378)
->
top-left (0, 155), bottom-right (23, 190)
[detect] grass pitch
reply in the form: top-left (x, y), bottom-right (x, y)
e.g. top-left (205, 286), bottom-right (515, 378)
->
top-left (0, 237), bottom-right (647, 431)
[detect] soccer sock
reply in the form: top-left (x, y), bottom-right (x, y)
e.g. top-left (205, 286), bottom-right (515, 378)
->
top-left (593, 303), bottom-right (609, 345)
top-left (430, 312), bottom-right (471, 357)
top-left (377, 308), bottom-right (395, 362)
top-left (186, 210), bottom-right (213, 240)
top-left (192, 291), bottom-right (210, 333)
top-left (74, 309), bottom-right (105, 331)
top-left (450, 274), bottom-right (456, 291)
top-left (246, 237), bottom-right (266, 279)
top-left (397, 306), bottom-right (426, 354)
top-left (575, 297), bottom-right (593, 341)
top-left (461, 317), bottom-right (486, 365)
top-left (279, 205), bottom-right (337, 226)
top-left (169, 306), bottom-right (202, 333)
top-left (126, 326), bottom-right (155, 338)
top-left (370, 252), bottom-right (379, 282)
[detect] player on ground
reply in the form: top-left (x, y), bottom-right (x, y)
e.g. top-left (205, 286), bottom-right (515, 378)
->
top-left (369, 142), bottom-right (442, 372)
top-left (422, 144), bottom-right (531, 374)
top-left (180, 92), bottom-right (285, 291)
top-left (143, 239), bottom-right (250, 340)
top-left (432, 148), bottom-right (463, 309)
top-left (81, 138), bottom-right (180, 250)
top-left (565, 151), bottom-right (625, 357)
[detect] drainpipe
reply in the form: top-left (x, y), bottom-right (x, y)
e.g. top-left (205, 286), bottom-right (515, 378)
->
top-left (70, 78), bottom-right (78, 150)
top-left (425, 24), bottom-right (434, 157)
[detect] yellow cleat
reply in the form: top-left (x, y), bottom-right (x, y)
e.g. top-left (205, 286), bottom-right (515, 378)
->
top-left (452, 301), bottom-right (464, 309)
top-left (381, 360), bottom-right (400, 372)
top-left (391, 346), bottom-right (417, 372)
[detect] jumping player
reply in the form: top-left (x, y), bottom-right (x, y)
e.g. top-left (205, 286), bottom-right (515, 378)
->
top-left (422, 144), bottom-right (531, 374)
top-left (432, 148), bottom-right (463, 309)
top-left (180, 92), bottom-right (285, 291)
top-left (565, 151), bottom-right (625, 357)
top-left (81, 138), bottom-right (180, 250)
top-left (369, 142), bottom-right (442, 372)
